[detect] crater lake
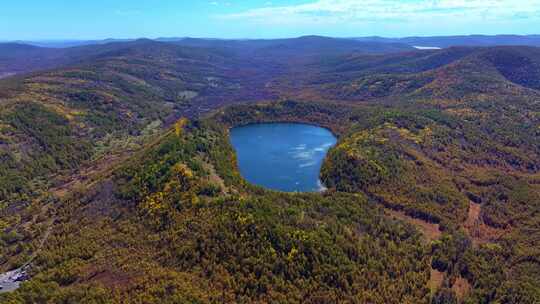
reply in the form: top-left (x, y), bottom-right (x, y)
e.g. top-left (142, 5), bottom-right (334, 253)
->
top-left (230, 123), bottom-right (337, 192)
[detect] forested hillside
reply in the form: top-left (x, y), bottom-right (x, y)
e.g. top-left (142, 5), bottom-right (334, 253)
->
top-left (0, 39), bottom-right (281, 203)
top-left (1, 118), bottom-right (435, 303)
top-left (0, 39), bottom-right (539, 303)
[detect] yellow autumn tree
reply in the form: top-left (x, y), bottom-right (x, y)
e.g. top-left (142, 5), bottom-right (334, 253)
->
top-left (142, 163), bottom-right (199, 220)
top-left (164, 163), bottom-right (200, 206)
top-left (174, 118), bottom-right (188, 137)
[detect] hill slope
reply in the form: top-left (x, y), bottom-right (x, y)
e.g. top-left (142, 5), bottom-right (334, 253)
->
top-left (293, 46), bottom-right (540, 104)
top-left (0, 39), bottom-right (279, 202)
top-left (1, 113), bottom-right (432, 303)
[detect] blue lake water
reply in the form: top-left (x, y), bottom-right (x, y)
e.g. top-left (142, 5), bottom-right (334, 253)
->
top-left (230, 123), bottom-right (337, 192)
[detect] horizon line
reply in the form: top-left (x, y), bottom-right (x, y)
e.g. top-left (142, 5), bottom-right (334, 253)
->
top-left (2, 33), bottom-right (540, 43)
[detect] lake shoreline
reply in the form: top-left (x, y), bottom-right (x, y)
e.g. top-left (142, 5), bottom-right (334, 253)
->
top-left (231, 123), bottom-right (337, 193)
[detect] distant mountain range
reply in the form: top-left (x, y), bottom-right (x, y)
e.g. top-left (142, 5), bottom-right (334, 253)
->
top-left (0, 36), bottom-right (415, 77)
top-left (4, 34), bottom-right (540, 79)
top-left (4, 34), bottom-right (540, 49)
top-left (353, 34), bottom-right (540, 48)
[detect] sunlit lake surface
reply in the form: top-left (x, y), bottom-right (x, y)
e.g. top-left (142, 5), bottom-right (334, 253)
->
top-left (230, 123), bottom-right (337, 192)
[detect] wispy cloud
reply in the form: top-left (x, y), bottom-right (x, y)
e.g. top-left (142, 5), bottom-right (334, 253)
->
top-left (210, 1), bottom-right (232, 7)
top-left (218, 0), bottom-right (540, 25)
top-left (114, 10), bottom-right (141, 16)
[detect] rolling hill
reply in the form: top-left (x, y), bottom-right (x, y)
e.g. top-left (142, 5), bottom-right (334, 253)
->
top-left (290, 45), bottom-right (540, 104)
top-left (354, 34), bottom-right (540, 48)
top-left (0, 39), bottom-right (283, 202)
top-left (0, 36), bottom-right (415, 79)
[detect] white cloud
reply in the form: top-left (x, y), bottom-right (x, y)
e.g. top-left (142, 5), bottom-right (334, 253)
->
top-left (218, 0), bottom-right (540, 25)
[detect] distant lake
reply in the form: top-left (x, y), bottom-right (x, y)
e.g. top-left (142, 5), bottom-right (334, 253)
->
top-left (230, 123), bottom-right (337, 192)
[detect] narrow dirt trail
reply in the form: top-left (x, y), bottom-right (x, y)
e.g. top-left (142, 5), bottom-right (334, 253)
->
top-left (2, 129), bottom-right (172, 294)
top-left (50, 153), bottom-right (127, 198)
top-left (384, 209), bottom-right (475, 302)
top-left (26, 221), bottom-right (54, 265)
top-left (384, 208), bottom-right (446, 297)
top-left (463, 201), bottom-right (481, 235)
top-left (2, 128), bottom-right (177, 295)
top-left (463, 201), bottom-right (507, 246)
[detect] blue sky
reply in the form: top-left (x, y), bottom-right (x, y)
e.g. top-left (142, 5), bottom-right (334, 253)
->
top-left (2, 0), bottom-right (540, 40)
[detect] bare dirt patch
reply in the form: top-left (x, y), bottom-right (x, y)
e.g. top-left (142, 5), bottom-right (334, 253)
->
top-left (429, 267), bottom-right (445, 294)
top-left (198, 155), bottom-right (229, 195)
top-left (452, 276), bottom-right (471, 302)
top-left (385, 209), bottom-right (442, 242)
top-left (86, 268), bottom-right (136, 290)
top-left (463, 201), bottom-right (507, 246)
